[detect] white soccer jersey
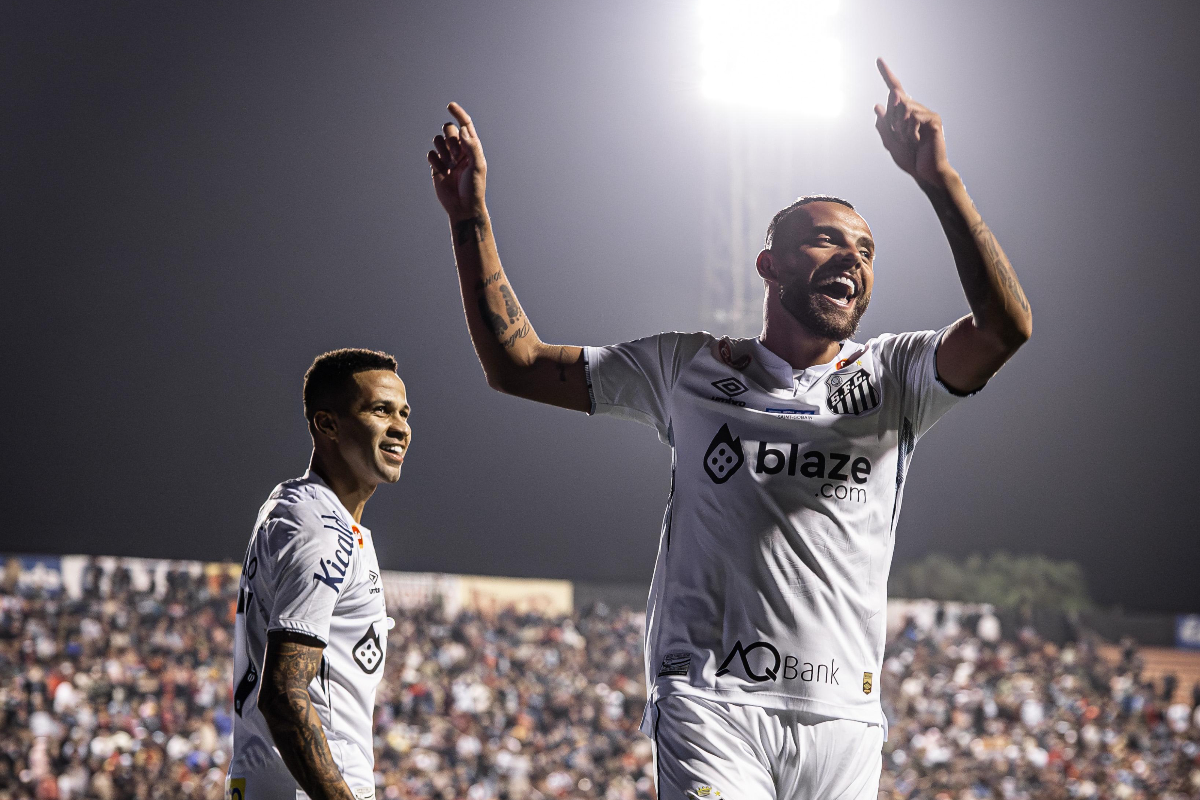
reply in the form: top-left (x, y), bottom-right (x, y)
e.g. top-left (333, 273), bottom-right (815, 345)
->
top-left (584, 329), bottom-right (967, 734)
top-left (228, 471), bottom-right (388, 797)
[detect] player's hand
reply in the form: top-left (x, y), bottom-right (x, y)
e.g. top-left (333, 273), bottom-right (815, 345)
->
top-left (873, 59), bottom-right (954, 187)
top-left (428, 102), bottom-right (487, 220)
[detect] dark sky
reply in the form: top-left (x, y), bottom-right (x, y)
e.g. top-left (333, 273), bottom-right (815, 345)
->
top-left (4, 1), bottom-right (1198, 612)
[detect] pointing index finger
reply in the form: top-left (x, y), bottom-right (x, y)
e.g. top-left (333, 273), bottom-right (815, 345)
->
top-left (876, 58), bottom-right (905, 96)
top-left (447, 102), bottom-right (474, 132)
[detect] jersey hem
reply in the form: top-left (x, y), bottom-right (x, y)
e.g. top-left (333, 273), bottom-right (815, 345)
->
top-left (640, 682), bottom-right (885, 736)
top-left (269, 619), bottom-right (329, 645)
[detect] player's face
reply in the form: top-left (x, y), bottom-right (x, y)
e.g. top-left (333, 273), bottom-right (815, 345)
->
top-left (337, 371), bottom-right (411, 486)
top-left (770, 203), bottom-right (875, 341)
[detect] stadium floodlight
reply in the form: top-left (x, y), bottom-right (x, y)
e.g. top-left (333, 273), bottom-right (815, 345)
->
top-left (698, 0), bottom-right (846, 118)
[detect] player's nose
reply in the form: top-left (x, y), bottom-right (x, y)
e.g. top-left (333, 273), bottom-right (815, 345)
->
top-left (389, 417), bottom-right (411, 444)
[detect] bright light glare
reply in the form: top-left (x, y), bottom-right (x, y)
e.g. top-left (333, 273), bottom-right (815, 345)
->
top-left (699, 0), bottom-right (845, 117)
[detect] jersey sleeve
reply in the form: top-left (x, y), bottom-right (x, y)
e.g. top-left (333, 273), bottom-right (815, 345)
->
top-left (262, 501), bottom-right (344, 645)
top-left (876, 326), bottom-right (973, 440)
top-left (583, 332), bottom-right (710, 443)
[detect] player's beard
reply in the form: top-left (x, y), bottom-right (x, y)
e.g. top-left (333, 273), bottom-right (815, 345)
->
top-left (779, 276), bottom-right (871, 341)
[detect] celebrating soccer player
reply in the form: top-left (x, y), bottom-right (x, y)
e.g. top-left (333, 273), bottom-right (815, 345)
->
top-left (429, 59), bottom-right (1030, 800)
top-left (226, 350), bottom-right (411, 800)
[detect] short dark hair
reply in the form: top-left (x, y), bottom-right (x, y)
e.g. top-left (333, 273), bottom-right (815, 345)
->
top-left (303, 348), bottom-right (398, 424)
top-left (764, 195), bottom-right (856, 248)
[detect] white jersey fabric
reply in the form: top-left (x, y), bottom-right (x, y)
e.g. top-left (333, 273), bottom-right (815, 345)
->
top-left (228, 471), bottom-right (388, 799)
top-left (584, 330), bottom-right (967, 735)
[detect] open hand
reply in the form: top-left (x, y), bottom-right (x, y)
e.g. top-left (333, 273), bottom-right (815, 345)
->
top-left (873, 59), bottom-right (953, 187)
top-left (428, 102), bottom-right (487, 220)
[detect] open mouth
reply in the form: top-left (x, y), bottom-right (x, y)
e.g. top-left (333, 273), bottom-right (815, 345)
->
top-left (813, 274), bottom-right (859, 309)
top-left (380, 442), bottom-right (405, 464)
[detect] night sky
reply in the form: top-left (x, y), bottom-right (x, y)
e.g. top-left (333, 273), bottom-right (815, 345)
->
top-left (4, 1), bottom-right (1198, 612)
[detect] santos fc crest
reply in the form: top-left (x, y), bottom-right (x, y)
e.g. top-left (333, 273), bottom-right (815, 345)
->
top-left (826, 369), bottom-right (879, 415)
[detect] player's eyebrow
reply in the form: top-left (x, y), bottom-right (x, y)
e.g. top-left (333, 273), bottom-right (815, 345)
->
top-left (857, 235), bottom-right (875, 253)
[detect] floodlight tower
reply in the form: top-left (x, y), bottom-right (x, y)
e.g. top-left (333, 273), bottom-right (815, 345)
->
top-left (697, 0), bottom-right (846, 338)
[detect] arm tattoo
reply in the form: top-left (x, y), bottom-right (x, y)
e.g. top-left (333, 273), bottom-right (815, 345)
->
top-left (260, 640), bottom-right (352, 800)
top-left (971, 220), bottom-right (1030, 313)
top-left (454, 216), bottom-right (485, 246)
top-left (478, 271), bottom-right (503, 290)
top-left (477, 294), bottom-right (508, 336)
top-left (557, 346), bottom-right (568, 381)
top-left (923, 182), bottom-right (1030, 319)
top-left (500, 321), bottom-right (531, 349)
top-left (499, 284), bottom-right (521, 323)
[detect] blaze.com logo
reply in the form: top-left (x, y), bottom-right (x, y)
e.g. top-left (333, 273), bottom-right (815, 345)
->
top-left (703, 424), bottom-right (745, 483)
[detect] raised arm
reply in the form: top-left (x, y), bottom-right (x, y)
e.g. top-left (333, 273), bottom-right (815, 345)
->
top-left (873, 59), bottom-right (1032, 393)
top-left (427, 103), bottom-right (590, 412)
top-left (258, 632), bottom-right (354, 800)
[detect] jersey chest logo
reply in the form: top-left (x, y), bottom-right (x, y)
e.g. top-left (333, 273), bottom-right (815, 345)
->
top-left (703, 424), bottom-right (745, 483)
top-left (353, 625), bottom-right (384, 674)
top-left (825, 368), bottom-right (880, 415)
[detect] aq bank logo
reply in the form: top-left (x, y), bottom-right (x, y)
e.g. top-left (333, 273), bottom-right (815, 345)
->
top-left (703, 424), bottom-right (745, 484)
top-left (716, 640), bottom-right (781, 682)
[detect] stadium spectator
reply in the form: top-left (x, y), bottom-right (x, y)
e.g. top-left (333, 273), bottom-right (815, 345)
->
top-left (0, 558), bottom-right (1197, 799)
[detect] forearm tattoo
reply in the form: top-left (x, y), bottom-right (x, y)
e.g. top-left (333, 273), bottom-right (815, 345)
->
top-left (473, 270), bottom-right (531, 348)
top-left (500, 321), bottom-right (531, 349)
top-left (478, 294), bottom-right (508, 336)
top-left (970, 220), bottom-right (1030, 313)
top-left (454, 216), bottom-right (486, 246)
top-left (923, 182), bottom-right (1030, 317)
top-left (499, 284), bottom-right (521, 323)
top-left (261, 641), bottom-right (350, 800)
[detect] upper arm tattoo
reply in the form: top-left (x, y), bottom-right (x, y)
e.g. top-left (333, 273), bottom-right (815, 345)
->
top-left (260, 637), bottom-right (350, 800)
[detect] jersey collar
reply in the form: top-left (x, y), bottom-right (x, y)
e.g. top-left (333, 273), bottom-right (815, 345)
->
top-left (300, 469), bottom-right (371, 537)
top-left (750, 338), bottom-right (858, 390)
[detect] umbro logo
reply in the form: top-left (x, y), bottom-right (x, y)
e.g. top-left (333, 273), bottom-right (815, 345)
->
top-left (711, 377), bottom-right (748, 397)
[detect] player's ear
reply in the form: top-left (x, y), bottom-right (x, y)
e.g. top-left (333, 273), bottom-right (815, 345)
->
top-left (755, 249), bottom-right (778, 283)
top-left (312, 410), bottom-right (338, 441)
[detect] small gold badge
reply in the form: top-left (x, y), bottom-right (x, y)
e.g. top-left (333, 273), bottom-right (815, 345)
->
top-left (863, 672), bottom-right (873, 695)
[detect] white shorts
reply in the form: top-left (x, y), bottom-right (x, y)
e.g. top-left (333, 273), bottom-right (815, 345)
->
top-left (650, 695), bottom-right (884, 800)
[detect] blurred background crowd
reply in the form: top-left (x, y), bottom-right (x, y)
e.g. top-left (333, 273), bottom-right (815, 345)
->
top-left (1, 560), bottom-right (1199, 800)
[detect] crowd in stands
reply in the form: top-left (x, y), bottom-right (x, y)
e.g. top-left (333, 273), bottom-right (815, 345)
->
top-left (1, 559), bottom-right (1199, 800)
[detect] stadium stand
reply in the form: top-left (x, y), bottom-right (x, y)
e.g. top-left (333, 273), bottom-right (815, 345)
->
top-left (1, 556), bottom-right (1198, 799)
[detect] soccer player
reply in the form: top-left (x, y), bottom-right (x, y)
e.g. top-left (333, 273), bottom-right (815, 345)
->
top-left (428, 59), bottom-right (1030, 800)
top-left (226, 349), bottom-right (411, 800)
